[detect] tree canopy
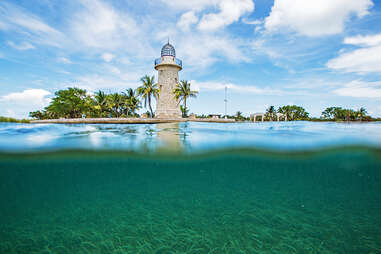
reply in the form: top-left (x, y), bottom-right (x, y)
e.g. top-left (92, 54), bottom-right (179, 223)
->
top-left (136, 75), bottom-right (159, 118)
top-left (174, 80), bottom-right (198, 117)
top-left (29, 87), bottom-right (141, 120)
top-left (321, 107), bottom-right (368, 121)
top-left (277, 105), bottom-right (309, 121)
top-left (28, 83), bottom-right (375, 122)
top-left (45, 88), bottom-right (92, 119)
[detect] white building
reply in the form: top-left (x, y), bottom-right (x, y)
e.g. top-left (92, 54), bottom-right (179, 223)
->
top-left (154, 42), bottom-right (182, 119)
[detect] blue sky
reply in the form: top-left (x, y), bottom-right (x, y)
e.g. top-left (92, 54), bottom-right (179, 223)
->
top-left (1, 0), bottom-right (381, 118)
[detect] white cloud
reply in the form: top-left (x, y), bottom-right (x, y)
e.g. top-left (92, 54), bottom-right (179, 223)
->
top-left (0, 20), bottom-right (7, 30)
top-left (1, 5), bottom-right (58, 34)
top-left (177, 11), bottom-right (198, 31)
top-left (57, 57), bottom-right (72, 64)
top-left (66, 75), bottom-right (141, 92)
top-left (177, 34), bottom-right (250, 69)
top-left (327, 46), bottom-right (381, 74)
top-left (7, 41), bottom-right (35, 50)
top-left (70, 0), bottom-right (142, 51)
top-left (155, 1), bottom-right (255, 69)
top-left (0, 2), bottom-right (65, 47)
top-left (119, 57), bottom-right (131, 65)
top-left (158, 0), bottom-right (218, 11)
top-left (1, 89), bottom-right (51, 103)
top-left (108, 66), bottom-right (121, 75)
top-left (1, 0), bottom-right (250, 75)
top-left (327, 33), bottom-right (381, 74)
top-left (333, 80), bottom-right (381, 99)
top-left (242, 18), bottom-right (262, 25)
top-left (101, 52), bottom-right (115, 62)
top-left (344, 34), bottom-right (381, 47)
top-left (56, 70), bottom-right (71, 75)
top-left (265, 0), bottom-right (373, 36)
top-left (119, 71), bottom-right (146, 83)
top-left (191, 80), bottom-right (283, 95)
top-left (0, 89), bottom-right (51, 118)
top-left (0, 0), bottom-right (153, 57)
top-left (198, 0), bottom-right (254, 31)
top-left (162, 0), bottom-right (254, 31)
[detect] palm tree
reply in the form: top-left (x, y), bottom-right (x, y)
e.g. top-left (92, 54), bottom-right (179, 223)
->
top-left (94, 90), bottom-right (108, 117)
top-left (357, 107), bottom-right (367, 121)
top-left (137, 75), bottom-right (159, 118)
top-left (278, 106), bottom-right (292, 121)
top-left (173, 80), bottom-right (198, 117)
top-left (123, 88), bottom-right (141, 116)
top-left (180, 105), bottom-right (189, 117)
top-left (29, 110), bottom-right (46, 120)
top-left (128, 96), bottom-right (141, 117)
top-left (266, 106), bottom-right (275, 121)
top-left (109, 93), bottom-right (123, 117)
top-left (322, 107), bottom-right (335, 120)
top-left (235, 111), bottom-right (244, 121)
top-left (125, 88), bottom-right (135, 98)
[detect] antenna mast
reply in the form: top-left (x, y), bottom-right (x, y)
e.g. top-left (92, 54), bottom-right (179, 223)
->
top-left (224, 86), bottom-right (228, 118)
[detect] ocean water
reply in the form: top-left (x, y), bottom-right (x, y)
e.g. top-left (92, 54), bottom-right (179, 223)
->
top-left (0, 122), bottom-right (381, 253)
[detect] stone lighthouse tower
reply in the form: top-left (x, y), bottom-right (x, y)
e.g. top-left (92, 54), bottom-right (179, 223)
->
top-left (154, 42), bottom-right (182, 118)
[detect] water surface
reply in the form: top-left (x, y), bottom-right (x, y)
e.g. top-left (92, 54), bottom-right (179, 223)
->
top-left (1, 121), bottom-right (381, 152)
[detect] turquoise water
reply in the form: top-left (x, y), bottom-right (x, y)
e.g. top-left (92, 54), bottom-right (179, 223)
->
top-left (1, 122), bottom-right (381, 253)
top-left (1, 121), bottom-right (381, 152)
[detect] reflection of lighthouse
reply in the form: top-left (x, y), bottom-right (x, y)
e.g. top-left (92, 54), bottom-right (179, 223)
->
top-left (154, 42), bottom-right (182, 118)
top-left (156, 123), bottom-right (182, 153)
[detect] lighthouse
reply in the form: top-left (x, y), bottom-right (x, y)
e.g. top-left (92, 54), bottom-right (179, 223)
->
top-left (154, 42), bottom-right (182, 118)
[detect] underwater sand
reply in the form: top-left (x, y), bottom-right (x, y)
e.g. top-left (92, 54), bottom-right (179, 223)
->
top-left (1, 148), bottom-right (380, 254)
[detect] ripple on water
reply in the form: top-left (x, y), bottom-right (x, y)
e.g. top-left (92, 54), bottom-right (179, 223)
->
top-left (0, 121), bottom-right (381, 152)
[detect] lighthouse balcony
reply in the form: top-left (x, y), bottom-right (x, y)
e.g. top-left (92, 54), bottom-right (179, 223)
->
top-left (155, 57), bottom-right (182, 68)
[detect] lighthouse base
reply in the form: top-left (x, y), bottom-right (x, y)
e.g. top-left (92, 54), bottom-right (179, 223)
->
top-left (155, 108), bottom-right (182, 119)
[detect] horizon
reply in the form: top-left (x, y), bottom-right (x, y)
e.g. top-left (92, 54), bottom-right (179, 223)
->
top-left (1, 0), bottom-right (381, 118)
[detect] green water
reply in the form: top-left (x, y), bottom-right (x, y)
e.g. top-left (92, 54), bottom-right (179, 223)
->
top-left (1, 148), bottom-right (381, 254)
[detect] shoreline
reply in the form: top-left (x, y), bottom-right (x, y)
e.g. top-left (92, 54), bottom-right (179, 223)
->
top-left (30, 117), bottom-right (236, 124)
top-left (2, 117), bottom-right (379, 124)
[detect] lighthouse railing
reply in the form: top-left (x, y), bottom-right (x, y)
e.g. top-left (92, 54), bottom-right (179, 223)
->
top-left (154, 58), bottom-right (182, 68)
top-left (176, 59), bottom-right (182, 67)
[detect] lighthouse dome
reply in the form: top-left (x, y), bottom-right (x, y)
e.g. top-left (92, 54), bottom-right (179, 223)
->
top-left (161, 43), bottom-right (176, 57)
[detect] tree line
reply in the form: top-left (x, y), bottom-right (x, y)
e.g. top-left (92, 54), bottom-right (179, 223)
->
top-left (224, 105), bottom-right (310, 122)
top-left (29, 76), bottom-right (198, 120)
top-left (262, 105), bottom-right (374, 122)
top-left (27, 75), bottom-right (377, 122)
top-left (320, 107), bottom-right (369, 121)
top-left (265, 105), bottom-right (309, 121)
top-left (231, 105), bottom-right (376, 122)
top-left (0, 116), bottom-right (30, 123)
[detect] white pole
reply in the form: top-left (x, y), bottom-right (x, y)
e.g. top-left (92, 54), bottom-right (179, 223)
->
top-left (224, 86), bottom-right (227, 119)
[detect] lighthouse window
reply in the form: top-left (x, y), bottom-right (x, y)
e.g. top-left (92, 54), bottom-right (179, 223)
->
top-left (161, 43), bottom-right (176, 57)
